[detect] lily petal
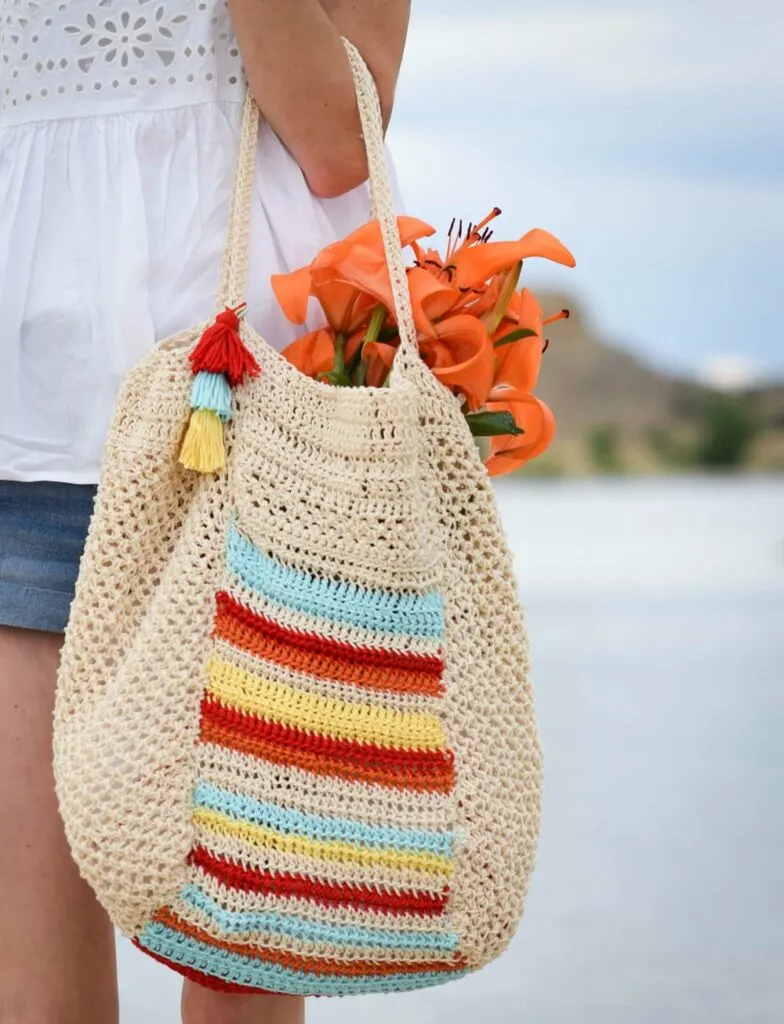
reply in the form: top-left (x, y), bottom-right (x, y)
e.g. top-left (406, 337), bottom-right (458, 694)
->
top-left (311, 244), bottom-right (396, 318)
top-left (452, 230), bottom-right (576, 290)
top-left (270, 265), bottom-right (312, 325)
top-left (363, 340), bottom-right (398, 387)
top-left (345, 216), bottom-right (436, 252)
top-left (419, 315), bottom-right (494, 410)
top-left (491, 288), bottom-right (544, 394)
top-left (406, 266), bottom-right (460, 337)
top-left (484, 396), bottom-right (556, 476)
top-left (281, 328), bottom-right (335, 378)
top-left (518, 228), bottom-right (576, 268)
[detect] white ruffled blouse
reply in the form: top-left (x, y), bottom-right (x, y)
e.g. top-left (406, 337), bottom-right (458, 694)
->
top-left (0, 0), bottom-right (383, 482)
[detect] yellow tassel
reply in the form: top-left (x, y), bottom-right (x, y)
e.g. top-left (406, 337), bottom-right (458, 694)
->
top-left (179, 408), bottom-right (226, 473)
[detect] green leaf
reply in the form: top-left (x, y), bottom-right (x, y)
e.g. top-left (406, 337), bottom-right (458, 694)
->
top-left (493, 328), bottom-right (538, 348)
top-left (465, 410), bottom-right (525, 437)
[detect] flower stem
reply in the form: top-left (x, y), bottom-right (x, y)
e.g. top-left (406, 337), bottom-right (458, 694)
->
top-left (326, 332), bottom-right (351, 386)
top-left (333, 332), bottom-right (346, 373)
top-left (364, 305), bottom-right (387, 346)
top-left (353, 304), bottom-right (387, 386)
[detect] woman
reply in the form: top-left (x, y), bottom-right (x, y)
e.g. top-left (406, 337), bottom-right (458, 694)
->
top-left (0, 1), bottom-right (410, 1021)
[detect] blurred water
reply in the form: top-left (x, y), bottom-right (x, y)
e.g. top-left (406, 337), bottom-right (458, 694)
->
top-left (119, 476), bottom-right (784, 1024)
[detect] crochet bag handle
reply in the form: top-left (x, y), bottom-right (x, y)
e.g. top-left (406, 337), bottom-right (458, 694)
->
top-left (217, 39), bottom-right (420, 371)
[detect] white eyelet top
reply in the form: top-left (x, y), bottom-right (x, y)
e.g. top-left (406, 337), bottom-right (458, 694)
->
top-left (0, 0), bottom-right (387, 482)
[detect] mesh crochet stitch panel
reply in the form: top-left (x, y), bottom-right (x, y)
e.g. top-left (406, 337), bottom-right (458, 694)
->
top-left (411, 360), bottom-right (543, 967)
top-left (54, 336), bottom-right (229, 934)
top-left (228, 353), bottom-right (444, 595)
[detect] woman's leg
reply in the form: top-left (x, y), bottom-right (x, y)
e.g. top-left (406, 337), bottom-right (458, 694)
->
top-left (181, 985), bottom-right (305, 1024)
top-left (0, 626), bottom-right (118, 1024)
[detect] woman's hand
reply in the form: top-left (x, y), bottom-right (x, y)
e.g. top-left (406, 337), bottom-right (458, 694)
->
top-left (227, 0), bottom-right (410, 199)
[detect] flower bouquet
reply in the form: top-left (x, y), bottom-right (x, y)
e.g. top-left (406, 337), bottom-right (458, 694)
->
top-left (272, 209), bottom-right (574, 477)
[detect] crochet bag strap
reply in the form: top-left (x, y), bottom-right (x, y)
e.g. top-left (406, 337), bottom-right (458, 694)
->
top-left (217, 39), bottom-right (420, 374)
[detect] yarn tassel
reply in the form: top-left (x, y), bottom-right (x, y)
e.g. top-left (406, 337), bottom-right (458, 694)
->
top-left (190, 305), bottom-right (260, 387)
top-left (190, 371), bottom-right (233, 421)
top-left (179, 409), bottom-right (226, 474)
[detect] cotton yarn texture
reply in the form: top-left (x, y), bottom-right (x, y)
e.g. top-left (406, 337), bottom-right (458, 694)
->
top-left (53, 42), bottom-right (543, 996)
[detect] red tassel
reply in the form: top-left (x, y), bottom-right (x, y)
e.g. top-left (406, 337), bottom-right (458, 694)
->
top-left (189, 306), bottom-right (260, 387)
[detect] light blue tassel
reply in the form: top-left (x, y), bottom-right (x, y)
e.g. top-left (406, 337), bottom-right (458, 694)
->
top-left (190, 371), bottom-right (233, 421)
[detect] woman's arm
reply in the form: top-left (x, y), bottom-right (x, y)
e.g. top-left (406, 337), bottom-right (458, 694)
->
top-left (227, 0), bottom-right (410, 199)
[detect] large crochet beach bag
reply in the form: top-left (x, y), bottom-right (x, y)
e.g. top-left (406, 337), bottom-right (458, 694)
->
top-left (54, 42), bottom-right (542, 997)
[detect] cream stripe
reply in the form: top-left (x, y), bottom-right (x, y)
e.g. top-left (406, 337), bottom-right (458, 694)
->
top-left (196, 744), bottom-right (456, 830)
top-left (171, 896), bottom-right (457, 964)
top-left (223, 580), bottom-right (443, 657)
top-left (206, 658), bottom-right (446, 751)
top-left (194, 808), bottom-right (453, 877)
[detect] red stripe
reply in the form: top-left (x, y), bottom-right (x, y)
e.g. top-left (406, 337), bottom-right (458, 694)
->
top-left (200, 717), bottom-right (455, 794)
top-left (215, 591), bottom-right (444, 677)
top-left (200, 695), bottom-right (454, 774)
top-left (133, 938), bottom-right (272, 995)
top-left (189, 846), bottom-right (449, 916)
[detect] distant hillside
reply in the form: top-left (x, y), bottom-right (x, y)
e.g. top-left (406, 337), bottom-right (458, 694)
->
top-left (525, 292), bottom-right (784, 474)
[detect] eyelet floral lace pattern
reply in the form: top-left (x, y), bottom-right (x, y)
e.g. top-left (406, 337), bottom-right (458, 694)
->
top-left (0, 0), bottom-right (245, 122)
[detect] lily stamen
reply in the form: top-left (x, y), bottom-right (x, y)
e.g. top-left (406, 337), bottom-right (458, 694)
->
top-left (542, 309), bottom-right (570, 325)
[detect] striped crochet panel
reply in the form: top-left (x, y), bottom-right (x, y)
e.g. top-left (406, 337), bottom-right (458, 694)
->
top-left (135, 518), bottom-right (467, 995)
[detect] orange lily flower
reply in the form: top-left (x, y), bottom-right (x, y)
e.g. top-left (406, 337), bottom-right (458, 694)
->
top-left (481, 291), bottom-right (570, 474)
top-left (418, 315), bottom-right (494, 411)
top-left (271, 216), bottom-right (435, 327)
top-left (274, 207), bottom-right (573, 477)
top-left (308, 243), bottom-right (395, 332)
top-left (484, 395), bottom-right (556, 476)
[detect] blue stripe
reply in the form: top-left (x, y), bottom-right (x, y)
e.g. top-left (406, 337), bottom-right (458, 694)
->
top-left (226, 522), bottom-right (444, 638)
top-left (139, 924), bottom-right (467, 995)
top-left (180, 884), bottom-right (459, 954)
top-left (193, 782), bottom-right (457, 857)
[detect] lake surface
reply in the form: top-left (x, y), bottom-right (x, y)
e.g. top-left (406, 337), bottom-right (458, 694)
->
top-left (118, 476), bottom-right (784, 1024)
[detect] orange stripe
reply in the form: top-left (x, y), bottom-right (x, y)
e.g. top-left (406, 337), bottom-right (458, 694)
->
top-left (200, 718), bottom-right (455, 794)
top-left (155, 909), bottom-right (466, 977)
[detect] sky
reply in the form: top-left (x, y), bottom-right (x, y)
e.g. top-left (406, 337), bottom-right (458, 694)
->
top-left (388, 0), bottom-right (784, 385)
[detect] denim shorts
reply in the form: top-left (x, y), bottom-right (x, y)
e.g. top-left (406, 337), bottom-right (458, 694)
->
top-left (0, 480), bottom-right (97, 633)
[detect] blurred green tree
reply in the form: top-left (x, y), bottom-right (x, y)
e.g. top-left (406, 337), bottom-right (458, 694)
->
top-left (694, 393), bottom-right (758, 468)
top-left (586, 423), bottom-right (623, 473)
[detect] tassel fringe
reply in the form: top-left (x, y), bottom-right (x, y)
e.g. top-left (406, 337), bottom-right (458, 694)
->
top-left (190, 371), bottom-right (233, 421)
top-left (189, 306), bottom-right (260, 387)
top-left (179, 409), bottom-right (226, 474)
top-left (179, 305), bottom-right (256, 475)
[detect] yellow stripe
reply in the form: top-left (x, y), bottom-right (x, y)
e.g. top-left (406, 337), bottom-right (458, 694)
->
top-left (193, 808), bottom-right (454, 878)
top-left (206, 658), bottom-right (446, 751)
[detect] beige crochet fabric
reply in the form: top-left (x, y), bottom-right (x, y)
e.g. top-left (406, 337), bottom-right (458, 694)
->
top-left (54, 41), bottom-right (542, 992)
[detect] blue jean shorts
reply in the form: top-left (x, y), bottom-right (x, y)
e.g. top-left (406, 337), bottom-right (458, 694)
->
top-left (0, 480), bottom-right (97, 633)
